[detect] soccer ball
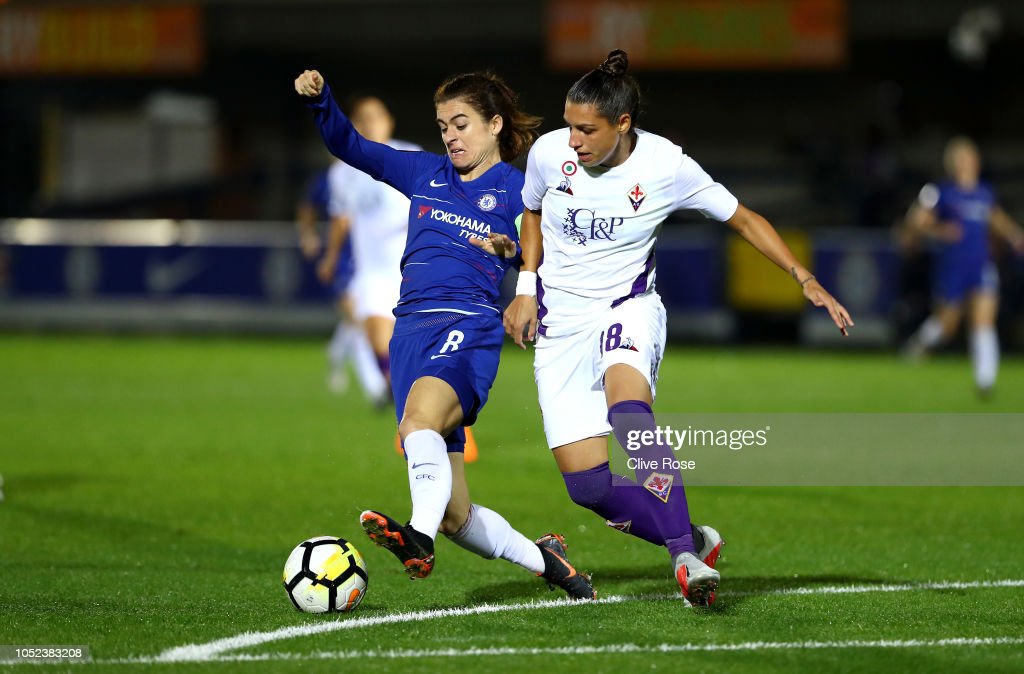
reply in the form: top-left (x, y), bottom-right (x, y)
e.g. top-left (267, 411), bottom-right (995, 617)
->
top-left (282, 536), bottom-right (368, 613)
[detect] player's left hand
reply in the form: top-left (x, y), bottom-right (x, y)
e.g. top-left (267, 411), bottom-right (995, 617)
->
top-left (803, 279), bottom-right (854, 336)
top-left (469, 232), bottom-right (518, 258)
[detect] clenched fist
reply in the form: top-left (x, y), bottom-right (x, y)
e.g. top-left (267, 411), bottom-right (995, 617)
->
top-left (295, 70), bottom-right (324, 97)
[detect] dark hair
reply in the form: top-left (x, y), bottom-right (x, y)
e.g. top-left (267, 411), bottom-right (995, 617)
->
top-left (566, 49), bottom-right (642, 127)
top-left (433, 72), bottom-right (542, 162)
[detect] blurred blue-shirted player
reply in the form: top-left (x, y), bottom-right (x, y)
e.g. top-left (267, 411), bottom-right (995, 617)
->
top-left (296, 163), bottom-right (387, 402)
top-left (297, 166), bottom-right (355, 292)
top-left (903, 137), bottom-right (1024, 396)
top-left (295, 68), bottom-right (595, 599)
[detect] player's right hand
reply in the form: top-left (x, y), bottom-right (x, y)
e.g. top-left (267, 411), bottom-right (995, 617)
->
top-left (299, 232), bottom-right (321, 260)
top-left (504, 295), bottom-right (538, 349)
top-left (316, 253), bottom-right (337, 285)
top-left (295, 70), bottom-right (324, 97)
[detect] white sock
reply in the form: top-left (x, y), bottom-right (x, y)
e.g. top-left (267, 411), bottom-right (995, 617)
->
top-left (404, 430), bottom-right (452, 540)
top-left (447, 504), bottom-right (545, 574)
top-left (327, 321), bottom-right (355, 368)
top-left (350, 328), bottom-right (388, 401)
top-left (971, 326), bottom-right (999, 389)
top-left (916, 316), bottom-right (945, 349)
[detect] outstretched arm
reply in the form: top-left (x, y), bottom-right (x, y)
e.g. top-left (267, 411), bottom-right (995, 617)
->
top-left (503, 208), bottom-right (543, 348)
top-left (991, 206), bottom-right (1024, 254)
top-left (726, 203), bottom-right (853, 336)
top-left (295, 70), bottom-right (426, 195)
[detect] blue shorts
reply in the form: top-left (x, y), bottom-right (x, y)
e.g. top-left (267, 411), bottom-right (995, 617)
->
top-left (935, 260), bottom-right (998, 303)
top-left (390, 311), bottom-right (504, 453)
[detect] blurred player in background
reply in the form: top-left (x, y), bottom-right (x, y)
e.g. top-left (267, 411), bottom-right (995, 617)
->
top-left (295, 162), bottom-right (385, 401)
top-left (318, 95), bottom-right (418, 399)
top-left (902, 137), bottom-right (1024, 397)
top-left (296, 68), bottom-right (595, 599)
top-left (503, 50), bottom-right (852, 606)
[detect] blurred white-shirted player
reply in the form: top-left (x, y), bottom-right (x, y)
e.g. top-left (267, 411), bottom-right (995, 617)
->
top-left (295, 161), bottom-right (371, 398)
top-left (318, 95), bottom-right (421, 402)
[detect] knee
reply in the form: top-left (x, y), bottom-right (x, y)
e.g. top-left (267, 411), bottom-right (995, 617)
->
top-left (938, 313), bottom-right (961, 336)
top-left (562, 463), bottom-right (613, 510)
top-left (439, 504), bottom-right (469, 537)
top-left (398, 412), bottom-right (439, 439)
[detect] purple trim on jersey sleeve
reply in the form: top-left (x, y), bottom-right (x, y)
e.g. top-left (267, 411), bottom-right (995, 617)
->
top-left (536, 277), bottom-right (548, 336)
top-left (611, 251), bottom-right (655, 308)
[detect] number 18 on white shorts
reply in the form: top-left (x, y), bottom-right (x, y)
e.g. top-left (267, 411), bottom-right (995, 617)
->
top-left (533, 291), bottom-right (667, 449)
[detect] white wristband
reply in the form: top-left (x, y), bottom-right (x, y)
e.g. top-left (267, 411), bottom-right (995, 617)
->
top-left (515, 270), bottom-right (538, 297)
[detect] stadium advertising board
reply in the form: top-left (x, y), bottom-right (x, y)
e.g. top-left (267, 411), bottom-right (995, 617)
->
top-left (0, 4), bottom-right (203, 75)
top-left (547, 0), bottom-right (846, 70)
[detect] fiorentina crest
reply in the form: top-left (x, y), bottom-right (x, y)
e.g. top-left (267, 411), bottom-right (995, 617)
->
top-left (627, 183), bottom-right (646, 211)
top-left (643, 472), bottom-right (673, 503)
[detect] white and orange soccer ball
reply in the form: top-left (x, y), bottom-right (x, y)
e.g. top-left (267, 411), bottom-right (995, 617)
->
top-left (283, 536), bottom-right (368, 614)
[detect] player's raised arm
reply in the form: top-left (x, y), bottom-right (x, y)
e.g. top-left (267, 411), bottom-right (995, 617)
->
top-left (503, 208), bottom-right (542, 348)
top-left (295, 70), bottom-right (427, 195)
top-left (726, 204), bottom-right (854, 336)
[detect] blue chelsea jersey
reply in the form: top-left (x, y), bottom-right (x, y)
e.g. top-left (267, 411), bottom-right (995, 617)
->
top-left (307, 83), bottom-right (523, 317)
top-left (932, 180), bottom-right (996, 268)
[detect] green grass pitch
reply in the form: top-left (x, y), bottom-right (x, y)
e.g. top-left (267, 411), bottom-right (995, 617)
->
top-left (0, 334), bottom-right (1022, 673)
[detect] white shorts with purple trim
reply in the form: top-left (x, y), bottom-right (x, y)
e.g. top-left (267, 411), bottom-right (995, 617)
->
top-left (533, 291), bottom-right (666, 449)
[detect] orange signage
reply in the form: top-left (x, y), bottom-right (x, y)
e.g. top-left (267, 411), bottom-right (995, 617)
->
top-left (548, 0), bottom-right (846, 70)
top-left (0, 4), bottom-right (203, 74)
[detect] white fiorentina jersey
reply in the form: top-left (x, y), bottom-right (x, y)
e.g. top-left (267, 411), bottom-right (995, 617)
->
top-left (327, 139), bottom-right (421, 275)
top-left (522, 128), bottom-right (738, 337)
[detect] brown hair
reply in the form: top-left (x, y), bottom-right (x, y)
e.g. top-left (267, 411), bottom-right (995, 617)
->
top-left (434, 72), bottom-right (541, 162)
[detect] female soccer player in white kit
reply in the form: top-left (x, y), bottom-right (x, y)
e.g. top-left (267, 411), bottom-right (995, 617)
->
top-left (321, 95), bottom-right (420, 398)
top-left (503, 50), bottom-right (853, 606)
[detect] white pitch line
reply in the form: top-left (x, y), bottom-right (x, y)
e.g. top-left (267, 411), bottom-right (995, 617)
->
top-left (154, 594), bottom-right (631, 663)
top-left (181, 636), bottom-right (1024, 662)
top-left (72, 635), bottom-right (1024, 666)
top-left (739, 578), bottom-right (1024, 598)
top-left (133, 578), bottom-right (1024, 663)
top-left (0, 573), bottom-right (1003, 663)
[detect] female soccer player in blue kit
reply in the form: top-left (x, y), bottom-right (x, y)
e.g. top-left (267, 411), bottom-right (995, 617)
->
top-left (295, 69), bottom-right (595, 599)
top-left (902, 137), bottom-right (1024, 396)
top-left (501, 51), bottom-right (853, 606)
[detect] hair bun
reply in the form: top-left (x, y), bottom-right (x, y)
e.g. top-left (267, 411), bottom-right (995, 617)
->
top-left (598, 49), bottom-right (629, 77)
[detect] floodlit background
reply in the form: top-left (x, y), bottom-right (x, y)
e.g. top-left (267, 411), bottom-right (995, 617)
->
top-left (2, 3), bottom-right (1023, 669)
top-left (1, 0), bottom-right (1021, 348)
